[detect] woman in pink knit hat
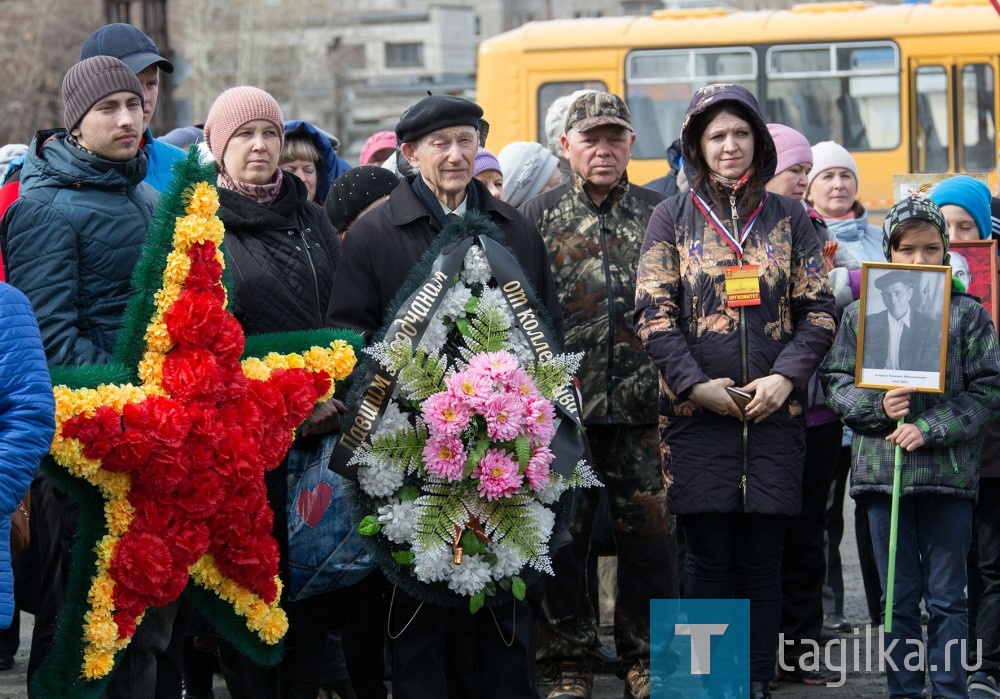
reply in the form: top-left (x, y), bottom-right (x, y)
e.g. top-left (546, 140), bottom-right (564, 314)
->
top-left (203, 86), bottom-right (346, 698)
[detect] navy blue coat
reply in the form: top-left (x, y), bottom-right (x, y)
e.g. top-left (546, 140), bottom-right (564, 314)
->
top-left (1, 129), bottom-right (157, 367)
top-left (0, 283), bottom-right (55, 627)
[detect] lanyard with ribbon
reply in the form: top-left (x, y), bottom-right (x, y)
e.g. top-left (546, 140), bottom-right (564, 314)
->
top-left (691, 191), bottom-right (767, 259)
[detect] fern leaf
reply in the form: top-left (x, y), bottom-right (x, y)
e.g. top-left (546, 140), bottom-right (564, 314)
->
top-left (353, 421), bottom-right (428, 474)
top-left (480, 494), bottom-right (544, 563)
top-left (414, 480), bottom-right (478, 550)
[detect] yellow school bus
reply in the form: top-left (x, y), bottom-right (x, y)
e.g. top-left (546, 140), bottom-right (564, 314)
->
top-left (477, 0), bottom-right (999, 212)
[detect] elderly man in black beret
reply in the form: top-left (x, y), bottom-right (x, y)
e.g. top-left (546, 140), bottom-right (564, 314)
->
top-left (326, 95), bottom-right (562, 699)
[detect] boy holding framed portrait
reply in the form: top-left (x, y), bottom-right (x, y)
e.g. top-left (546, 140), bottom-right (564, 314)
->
top-left (820, 196), bottom-right (1000, 699)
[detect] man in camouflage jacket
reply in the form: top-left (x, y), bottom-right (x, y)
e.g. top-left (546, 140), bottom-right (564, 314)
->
top-left (520, 91), bottom-right (676, 699)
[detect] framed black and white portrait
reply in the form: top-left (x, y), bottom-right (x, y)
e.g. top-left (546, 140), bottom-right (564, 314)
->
top-left (856, 262), bottom-right (951, 393)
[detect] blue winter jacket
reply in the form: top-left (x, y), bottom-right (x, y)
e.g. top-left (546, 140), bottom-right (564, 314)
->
top-left (142, 128), bottom-right (185, 192)
top-left (0, 129), bottom-right (158, 367)
top-left (0, 283), bottom-right (55, 628)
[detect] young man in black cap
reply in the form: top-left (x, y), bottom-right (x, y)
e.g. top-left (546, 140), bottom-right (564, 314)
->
top-left (80, 22), bottom-right (185, 191)
top-left (0, 56), bottom-right (173, 698)
top-left (327, 93), bottom-right (562, 699)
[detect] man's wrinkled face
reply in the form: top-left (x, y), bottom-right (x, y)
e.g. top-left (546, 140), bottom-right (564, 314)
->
top-left (561, 125), bottom-right (634, 192)
top-left (402, 126), bottom-right (478, 204)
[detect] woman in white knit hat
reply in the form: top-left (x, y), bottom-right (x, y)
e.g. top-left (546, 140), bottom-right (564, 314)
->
top-left (497, 141), bottom-right (560, 208)
top-left (805, 140), bottom-right (883, 264)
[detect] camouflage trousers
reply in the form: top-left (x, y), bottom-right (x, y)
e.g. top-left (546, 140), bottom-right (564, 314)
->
top-left (538, 424), bottom-right (678, 675)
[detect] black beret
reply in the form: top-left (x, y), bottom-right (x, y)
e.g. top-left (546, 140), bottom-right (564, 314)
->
top-left (325, 166), bottom-right (400, 234)
top-left (395, 94), bottom-right (484, 144)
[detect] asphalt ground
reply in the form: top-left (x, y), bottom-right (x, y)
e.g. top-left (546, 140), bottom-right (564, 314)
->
top-left (0, 496), bottom-right (888, 698)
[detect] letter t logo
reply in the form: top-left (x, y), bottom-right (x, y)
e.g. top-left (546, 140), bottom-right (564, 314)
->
top-left (675, 623), bottom-right (729, 674)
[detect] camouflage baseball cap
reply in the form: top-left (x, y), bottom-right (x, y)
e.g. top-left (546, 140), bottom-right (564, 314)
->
top-left (564, 91), bottom-right (632, 133)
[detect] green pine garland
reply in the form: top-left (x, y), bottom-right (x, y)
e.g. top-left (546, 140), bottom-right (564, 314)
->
top-left (33, 148), bottom-right (363, 697)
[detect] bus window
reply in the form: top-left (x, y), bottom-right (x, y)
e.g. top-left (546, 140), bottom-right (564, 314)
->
top-left (765, 42), bottom-right (900, 151)
top-left (914, 66), bottom-right (950, 173)
top-left (537, 81), bottom-right (607, 147)
top-left (961, 64), bottom-right (996, 173)
top-left (625, 48), bottom-right (756, 159)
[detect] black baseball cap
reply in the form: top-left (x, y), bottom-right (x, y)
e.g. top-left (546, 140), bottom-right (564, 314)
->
top-left (81, 23), bottom-right (174, 74)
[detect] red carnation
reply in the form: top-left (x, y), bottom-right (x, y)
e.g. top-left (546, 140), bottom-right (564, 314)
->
top-left (164, 290), bottom-right (226, 349)
top-left (162, 348), bottom-right (224, 402)
top-left (123, 396), bottom-right (192, 448)
top-left (109, 531), bottom-right (175, 599)
top-left (311, 373), bottom-right (332, 399)
top-left (102, 429), bottom-right (154, 473)
top-left (269, 368), bottom-right (319, 427)
top-left (136, 447), bottom-right (191, 493)
top-left (185, 242), bottom-right (224, 292)
top-left (247, 380), bottom-right (288, 427)
top-left (63, 407), bottom-right (122, 459)
top-left (211, 316), bottom-right (245, 365)
top-left (113, 609), bottom-right (138, 640)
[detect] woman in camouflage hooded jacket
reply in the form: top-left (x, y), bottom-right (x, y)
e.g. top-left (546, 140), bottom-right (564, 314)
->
top-left (633, 83), bottom-right (836, 695)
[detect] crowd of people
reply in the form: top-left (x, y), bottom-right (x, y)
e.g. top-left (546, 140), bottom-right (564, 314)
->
top-left (0, 19), bottom-right (999, 699)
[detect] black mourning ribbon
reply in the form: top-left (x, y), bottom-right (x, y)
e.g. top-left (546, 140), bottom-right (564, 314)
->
top-left (329, 232), bottom-right (586, 481)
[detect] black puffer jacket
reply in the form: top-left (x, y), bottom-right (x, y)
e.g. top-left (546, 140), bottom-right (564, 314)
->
top-left (218, 174), bottom-right (341, 335)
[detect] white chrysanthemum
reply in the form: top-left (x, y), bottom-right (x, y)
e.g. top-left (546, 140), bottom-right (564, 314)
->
top-left (357, 464), bottom-right (405, 498)
top-left (377, 498), bottom-right (419, 544)
top-left (507, 327), bottom-right (536, 365)
top-left (447, 553), bottom-right (492, 596)
top-left (379, 400), bottom-right (412, 433)
top-left (417, 315), bottom-right (449, 354)
top-left (413, 543), bottom-right (454, 583)
top-left (461, 245), bottom-right (492, 285)
top-left (437, 284), bottom-right (474, 321)
top-left (535, 472), bottom-right (566, 505)
top-left (490, 543), bottom-right (528, 579)
top-left (526, 501), bottom-right (556, 544)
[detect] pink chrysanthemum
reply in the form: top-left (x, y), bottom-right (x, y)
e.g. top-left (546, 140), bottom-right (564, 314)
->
top-left (423, 434), bottom-right (466, 481)
top-left (524, 397), bottom-right (556, 445)
top-left (525, 447), bottom-right (555, 491)
top-left (421, 391), bottom-right (472, 437)
top-left (445, 368), bottom-right (494, 410)
top-left (482, 392), bottom-right (526, 442)
top-left (468, 351), bottom-right (519, 382)
top-left (502, 368), bottom-right (540, 400)
top-left (473, 449), bottom-right (523, 500)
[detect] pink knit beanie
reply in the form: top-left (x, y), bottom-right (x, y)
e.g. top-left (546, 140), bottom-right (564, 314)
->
top-left (766, 124), bottom-right (813, 177)
top-left (203, 86), bottom-right (284, 166)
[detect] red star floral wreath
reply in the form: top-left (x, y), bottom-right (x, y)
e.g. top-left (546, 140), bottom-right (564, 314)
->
top-left (33, 151), bottom-right (361, 698)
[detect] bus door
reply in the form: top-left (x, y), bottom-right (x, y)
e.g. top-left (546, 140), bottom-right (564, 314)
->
top-left (910, 56), bottom-right (998, 177)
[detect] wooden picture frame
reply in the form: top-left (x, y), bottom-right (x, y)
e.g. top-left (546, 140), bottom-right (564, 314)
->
top-left (949, 239), bottom-right (998, 330)
top-left (856, 262), bottom-right (951, 393)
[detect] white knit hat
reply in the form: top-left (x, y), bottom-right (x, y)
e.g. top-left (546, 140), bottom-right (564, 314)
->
top-left (806, 140), bottom-right (859, 194)
top-left (497, 141), bottom-right (560, 208)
